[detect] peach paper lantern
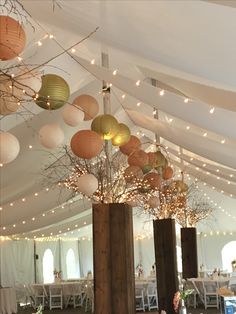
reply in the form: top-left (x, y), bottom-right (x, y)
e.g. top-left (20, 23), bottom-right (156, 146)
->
top-left (0, 16), bottom-right (26, 61)
top-left (73, 94), bottom-right (99, 121)
top-left (63, 104), bottom-right (85, 127)
top-left (128, 149), bottom-right (149, 168)
top-left (120, 135), bottom-right (141, 156)
top-left (162, 166), bottom-right (173, 180)
top-left (143, 172), bottom-right (161, 189)
top-left (148, 196), bottom-right (160, 208)
top-left (124, 165), bottom-right (143, 183)
top-left (71, 130), bottom-right (103, 159)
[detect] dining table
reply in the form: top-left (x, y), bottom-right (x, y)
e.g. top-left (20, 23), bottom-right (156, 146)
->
top-left (0, 288), bottom-right (17, 314)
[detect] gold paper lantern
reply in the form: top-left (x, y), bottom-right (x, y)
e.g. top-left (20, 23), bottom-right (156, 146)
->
top-left (120, 135), bottom-right (141, 156)
top-left (71, 130), bottom-right (103, 159)
top-left (73, 94), bottom-right (99, 121)
top-left (91, 114), bottom-right (119, 140)
top-left (128, 149), bottom-right (149, 168)
top-left (143, 172), bottom-right (161, 189)
top-left (172, 180), bottom-right (188, 193)
top-left (124, 165), bottom-right (143, 183)
top-left (0, 16), bottom-right (26, 61)
top-left (112, 123), bottom-right (131, 146)
top-left (35, 74), bottom-right (70, 110)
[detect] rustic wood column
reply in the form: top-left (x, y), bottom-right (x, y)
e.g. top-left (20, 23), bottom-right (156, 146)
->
top-left (93, 203), bottom-right (135, 314)
top-left (153, 218), bottom-right (178, 314)
top-left (181, 227), bottom-right (198, 279)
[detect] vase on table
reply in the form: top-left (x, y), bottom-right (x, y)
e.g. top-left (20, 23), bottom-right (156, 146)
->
top-left (179, 299), bottom-right (187, 314)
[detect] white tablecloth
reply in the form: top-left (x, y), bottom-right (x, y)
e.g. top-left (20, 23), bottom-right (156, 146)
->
top-left (0, 288), bottom-right (17, 314)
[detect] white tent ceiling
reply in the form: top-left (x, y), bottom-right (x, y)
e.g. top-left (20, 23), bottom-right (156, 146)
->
top-left (0, 0), bottom-right (236, 239)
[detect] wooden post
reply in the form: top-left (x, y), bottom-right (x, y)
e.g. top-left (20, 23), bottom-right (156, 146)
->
top-left (93, 203), bottom-right (135, 314)
top-left (153, 218), bottom-right (179, 314)
top-left (181, 227), bottom-right (198, 279)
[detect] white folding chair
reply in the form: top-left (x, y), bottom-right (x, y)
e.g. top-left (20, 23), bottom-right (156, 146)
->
top-left (185, 279), bottom-right (198, 308)
top-left (31, 284), bottom-right (47, 309)
top-left (72, 283), bottom-right (84, 308)
top-left (84, 283), bottom-right (94, 313)
top-left (49, 284), bottom-right (63, 310)
top-left (135, 287), bottom-right (145, 312)
top-left (147, 283), bottom-right (158, 310)
top-left (202, 280), bottom-right (219, 309)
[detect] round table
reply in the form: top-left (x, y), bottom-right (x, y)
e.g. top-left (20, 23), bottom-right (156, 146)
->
top-left (0, 288), bottom-right (17, 314)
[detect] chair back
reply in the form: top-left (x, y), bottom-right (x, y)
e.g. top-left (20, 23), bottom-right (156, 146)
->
top-left (49, 284), bottom-right (62, 296)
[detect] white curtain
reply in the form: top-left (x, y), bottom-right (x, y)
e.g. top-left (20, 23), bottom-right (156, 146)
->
top-left (140, 238), bottom-right (155, 277)
top-left (61, 240), bottom-right (80, 279)
top-left (78, 240), bottom-right (93, 278)
top-left (0, 240), bottom-right (34, 287)
top-left (35, 240), bottom-right (59, 283)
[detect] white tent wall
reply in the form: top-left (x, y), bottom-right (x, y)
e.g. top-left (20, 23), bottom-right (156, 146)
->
top-left (0, 240), bottom-right (34, 287)
top-left (197, 234), bottom-right (236, 272)
top-left (60, 240), bottom-right (80, 280)
top-left (35, 240), bottom-right (60, 283)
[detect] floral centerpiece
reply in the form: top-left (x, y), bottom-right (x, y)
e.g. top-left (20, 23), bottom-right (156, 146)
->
top-left (32, 304), bottom-right (43, 314)
top-left (53, 269), bottom-right (62, 281)
top-left (136, 263), bottom-right (144, 278)
top-left (232, 259), bottom-right (236, 272)
top-left (173, 289), bottom-right (194, 313)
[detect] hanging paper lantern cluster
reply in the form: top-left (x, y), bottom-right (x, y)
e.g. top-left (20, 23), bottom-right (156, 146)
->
top-left (0, 16), bottom-right (26, 61)
top-left (0, 132), bottom-right (20, 164)
top-left (35, 74), bottom-right (70, 110)
top-left (39, 123), bottom-right (65, 149)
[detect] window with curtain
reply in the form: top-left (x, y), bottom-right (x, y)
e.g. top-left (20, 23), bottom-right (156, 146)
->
top-left (66, 248), bottom-right (78, 279)
top-left (222, 241), bottom-right (236, 272)
top-left (43, 249), bottom-right (54, 283)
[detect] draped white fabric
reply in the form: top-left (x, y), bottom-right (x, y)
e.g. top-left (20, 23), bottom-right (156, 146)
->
top-left (78, 240), bottom-right (93, 278)
top-left (0, 240), bottom-right (34, 288)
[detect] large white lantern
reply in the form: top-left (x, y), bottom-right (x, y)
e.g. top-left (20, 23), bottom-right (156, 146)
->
top-left (63, 104), bottom-right (85, 127)
top-left (77, 173), bottom-right (98, 196)
top-left (39, 123), bottom-right (64, 149)
top-left (0, 132), bottom-right (20, 164)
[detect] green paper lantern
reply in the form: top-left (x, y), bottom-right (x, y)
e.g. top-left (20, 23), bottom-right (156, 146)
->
top-left (112, 123), bottom-right (131, 146)
top-left (91, 114), bottom-right (119, 140)
top-left (35, 74), bottom-right (70, 110)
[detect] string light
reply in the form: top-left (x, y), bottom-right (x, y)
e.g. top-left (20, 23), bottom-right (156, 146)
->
top-left (136, 80), bottom-right (141, 86)
top-left (203, 132), bottom-right (207, 137)
top-left (159, 90), bottom-right (165, 96)
top-left (112, 69), bottom-right (117, 75)
top-left (221, 139), bottom-right (225, 144)
top-left (71, 48), bottom-right (76, 53)
top-left (37, 41), bottom-right (42, 46)
top-left (184, 98), bottom-right (189, 103)
top-left (209, 107), bottom-right (215, 114)
top-left (90, 59), bottom-right (95, 65)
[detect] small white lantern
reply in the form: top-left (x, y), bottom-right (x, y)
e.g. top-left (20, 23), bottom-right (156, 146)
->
top-left (0, 132), bottom-right (20, 164)
top-left (39, 123), bottom-right (64, 149)
top-left (63, 104), bottom-right (85, 127)
top-left (77, 173), bottom-right (98, 196)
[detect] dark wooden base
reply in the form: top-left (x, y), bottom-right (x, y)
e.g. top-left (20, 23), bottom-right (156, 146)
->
top-left (181, 227), bottom-right (198, 279)
top-left (153, 218), bottom-right (179, 314)
top-left (93, 203), bottom-right (135, 314)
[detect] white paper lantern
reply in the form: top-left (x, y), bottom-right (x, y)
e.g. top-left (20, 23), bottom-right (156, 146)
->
top-left (63, 104), bottom-right (84, 127)
top-left (0, 132), bottom-right (20, 164)
top-left (77, 173), bottom-right (98, 196)
top-left (39, 123), bottom-right (64, 149)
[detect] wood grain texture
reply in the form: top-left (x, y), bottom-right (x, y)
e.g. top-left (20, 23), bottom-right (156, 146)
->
top-left (181, 227), bottom-right (198, 279)
top-left (93, 203), bottom-right (135, 314)
top-left (153, 218), bottom-right (178, 314)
